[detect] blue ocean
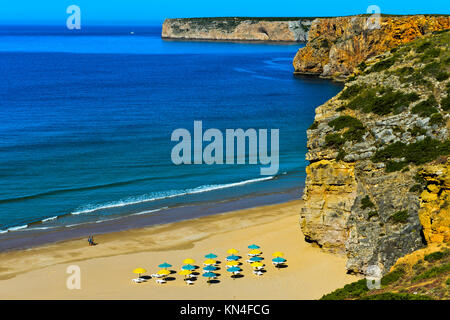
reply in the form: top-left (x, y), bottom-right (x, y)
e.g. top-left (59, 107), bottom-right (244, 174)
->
top-left (0, 25), bottom-right (342, 250)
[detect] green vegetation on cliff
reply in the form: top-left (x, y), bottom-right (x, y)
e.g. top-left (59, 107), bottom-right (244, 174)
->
top-left (320, 247), bottom-right (450, 300)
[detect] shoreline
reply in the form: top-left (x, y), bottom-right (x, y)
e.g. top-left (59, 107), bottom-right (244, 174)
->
top-left (0, 188), bottom-right (300, 253)
top-left (0, 200), bottom-right (358, 299)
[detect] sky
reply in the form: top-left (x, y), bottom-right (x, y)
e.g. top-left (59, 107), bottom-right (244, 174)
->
top-left (0, 0), bottom-right (448, 25)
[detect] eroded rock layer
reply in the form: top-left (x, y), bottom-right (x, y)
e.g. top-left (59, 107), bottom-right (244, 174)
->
top-left (293, 15), bottom-right (450, 80)
top-left (162, 17), bottom-right (313, 42)
top-left (301, 30), bottom-right (450, 274)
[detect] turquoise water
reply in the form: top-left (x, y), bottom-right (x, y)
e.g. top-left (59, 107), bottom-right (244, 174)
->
top-left (0, 26), bottom-right (342, 242)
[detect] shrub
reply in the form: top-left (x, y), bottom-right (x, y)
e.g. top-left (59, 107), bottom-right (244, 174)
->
top-left (320, 279), bottom-right (369, 300)
top-left (309, 121), bottom-right (318, 130)
top-left (372, 138), bottom-right (450, 168)
top-left (412, 262), bottom-right (450, 282)
top-left (381, 268), bottom-right (405, 286)
top-left (368, 211), bottom-right (378, 219)
top-left (325, 133), bottom-right (345, 148)
top-left (340, 85), bottom-right (363, 100)
top-left (429, 113), bottom-right (444, 126)
top-left (358, 61), bottom-right (367, 71)
top-left (441, 95), bottom-right (450, 111)
top-left (412, 97), bottom-right (439, 117)
top-left (424, 250), bottom-right (448, 262)
top-left (336, 149), bottom-right (346, 161)
top-left (416, 42), bottom-right (431, 53)
top-left (328, 115), bottom-right (364, 130)
top-left (389, 210), bottom-right (409, 223)
top-left (369, 57), bottom-right (395, 73)
top-left (409, 184), bottom-right (423, 193)
top-left (347, 88), bottom-right (419, 115)
top-left (386, 160), bottom-right (408, 172)
top-left (360, 292), bottom-right (433, 300)
top-left (408, 126), bottom-right (427, 137)
top-left (436, 72), bottom-right (449, 81)
top-left (361, 195), bottom-right (375, 210)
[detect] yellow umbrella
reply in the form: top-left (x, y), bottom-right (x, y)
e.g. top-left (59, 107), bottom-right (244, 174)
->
top-left (272, 251), bottom-right (284, 257)
top-left (179, 270), bottom-right (192, 278)
top-left (133, 268), bottom-right (147, 277)
top-left (249, 249), bottom-right (262, 255)
top-left (227, 248), bottom-right (239, 254)
top-left (183, 258), bottom-right (195, 264)
top-left (157, 269), bottom-right (170, 276)
top-left (204, 259), bottom-right (216, 265)
top-left (251, 262), bottom-right (263, 268)
top-left (226, 261), bottom-right (239, 266)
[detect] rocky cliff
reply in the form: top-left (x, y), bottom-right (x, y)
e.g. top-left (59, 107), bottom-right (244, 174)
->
top-left (293, 15), bottom-right (450, 80)
top-left (162, 17), bottom-right (313, 42)
top-left (301, 30), bottom-right (450, 275)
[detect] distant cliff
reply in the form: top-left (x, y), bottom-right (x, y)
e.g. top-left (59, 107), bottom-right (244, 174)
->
top-left (301, 30), bottom-right (450, 275)
top-left (293, 15), bottom-right (450, 80)
top-left (162, 17), bottom-right (313, 42)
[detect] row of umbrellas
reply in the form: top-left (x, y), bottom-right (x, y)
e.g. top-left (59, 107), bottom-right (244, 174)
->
top-left (133, 244), bottom-right (287, 281)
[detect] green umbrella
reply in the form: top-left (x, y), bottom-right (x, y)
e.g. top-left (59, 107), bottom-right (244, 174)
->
top-left (248, 244), bottom-right (260, 249)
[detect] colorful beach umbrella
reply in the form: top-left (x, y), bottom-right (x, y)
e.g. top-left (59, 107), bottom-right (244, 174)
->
top-left (227, 266), bottom-right (241, 273)
top-left (183, 258), bottom-right (195, 264)
top-left (133, 268), bottom-right (147, 277)
top-left (249, 256), bottom-right (263, 262)
top-left (248, 244), bottom-right (260, 249)
top-left (203, 259), bottom-right (216, 265)
top-left (249, 249), bottom-right (262, 255)
top-left (179, 270), bottom-right (192, 278)
top-left (158, 262), bottom-right (172, 269)
top-left (204, 253), bottom-right (218, 259)
top-left (203, 265), bottom-right (217, 271)
top-left (272, 257), bottom-right (286, 263)
top-left (182, 264), bottom-right (196, 271)
top-left (226, 261), bottom-right (239, 266)
top-left (226, 255), bottom-right (239, 261)
top-left (157, 269), bottom-right (170, 276)
top-left (202, 272), bottom-right (216, 284)
top-left (272, 251), bottom-right (284, 257)
top-left (227, 248), bottom-right (239, 254)
top-left (251, 262), bottom-right (264, 268)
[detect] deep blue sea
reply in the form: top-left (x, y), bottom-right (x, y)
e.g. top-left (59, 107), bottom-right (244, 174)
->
top-left (0, 25), bottom-right (342, 247)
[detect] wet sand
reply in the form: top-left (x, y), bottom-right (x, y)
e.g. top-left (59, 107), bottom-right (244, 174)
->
top-left (0, 200), bottom-right (358, 299)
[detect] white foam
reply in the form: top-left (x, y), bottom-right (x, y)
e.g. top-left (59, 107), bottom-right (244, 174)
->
top-left (7, 224), bottom-right (28, 232)
top-left (71, 176), bottom-right (274, 215)
top-left (42, 216), bottom-right (58, 222)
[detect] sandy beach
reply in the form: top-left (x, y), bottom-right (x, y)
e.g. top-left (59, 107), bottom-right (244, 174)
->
top-left (0, 200), bottom-right (358, 299)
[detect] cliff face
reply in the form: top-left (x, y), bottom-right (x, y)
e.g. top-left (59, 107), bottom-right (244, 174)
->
top-left (162, 17), bottom-right (312, 42)
top-left (293, 15), bottom-right (450, 80)
top-left (301, 30), bottom-right (450, 274)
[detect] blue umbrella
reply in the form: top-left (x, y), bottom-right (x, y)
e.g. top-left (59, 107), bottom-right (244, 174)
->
top-left (158, 262), bottom-right (172, 269)
top-left (248, 244), bottom-right (260, 249)
top-left (227, 266), bottom-right (241, 280)
top-left (205, 253), bottom-right (218, 259)
top-left (182, 264), bottom-right (196, 271)
top-left (249, 256), bottom-right (263, 262)
top-left (272, 257), bottom-right (286, 263)
top-left (203, 265), bottom-right (217, 271)
top-left (226, 255), bottom-right (239, 261)
top-left (202, 272), bottom-right (216, 284)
